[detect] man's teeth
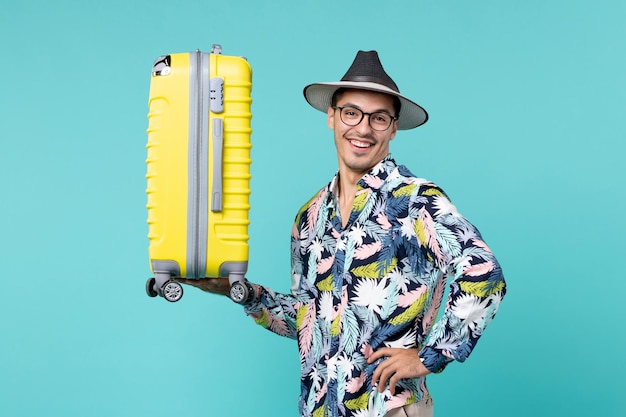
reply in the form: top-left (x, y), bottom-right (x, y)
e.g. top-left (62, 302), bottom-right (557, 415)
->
top-left (350, 139), bottom-right (371, 148)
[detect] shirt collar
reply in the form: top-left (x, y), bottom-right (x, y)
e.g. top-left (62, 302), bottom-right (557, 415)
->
top-left (328, 154), bottom-right (398, 198)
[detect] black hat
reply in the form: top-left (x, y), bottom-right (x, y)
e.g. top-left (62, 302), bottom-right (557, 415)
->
top-left (303, 50), bottom-right (428, 130)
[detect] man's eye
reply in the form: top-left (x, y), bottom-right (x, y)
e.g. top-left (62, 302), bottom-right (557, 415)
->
top-left (373, 114), bottom-right (389, 123)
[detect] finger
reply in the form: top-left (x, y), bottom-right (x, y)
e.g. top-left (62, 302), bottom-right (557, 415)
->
top-left (377, 362), bottom-right (397, 393)
top-left (370, 348), bottom-right (397, 387)
top-left (389, 369), bottom-right (405, 395)
top-left (378, 369), bottom-right (394, 393)
top-left (388, 372), bottom-right (403, 396)
top-left (367, 347), bottom-right (391, 363)
top-left (371, 355), bottom-right (388, 387)
top-left (371, 363), bottom-right (382, 388)
top-left (373, 356), bottom-right (396, 393)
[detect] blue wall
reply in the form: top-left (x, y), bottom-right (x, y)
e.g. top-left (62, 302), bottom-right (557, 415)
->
top-left (1, 1), bottom-right (624, 416)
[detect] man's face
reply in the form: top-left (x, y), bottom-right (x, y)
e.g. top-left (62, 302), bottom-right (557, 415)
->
top-left (327, 89), bottom-right (398, 180)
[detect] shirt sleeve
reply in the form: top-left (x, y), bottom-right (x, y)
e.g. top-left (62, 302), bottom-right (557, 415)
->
top-left (242, 207), bottom-right (310, 340)
top-left (241, 284), bottom-right (301, 340)
top-left (416, 186), bottom-right (507, 373)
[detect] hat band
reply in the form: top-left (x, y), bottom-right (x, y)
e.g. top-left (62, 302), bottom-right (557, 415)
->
top-left (341, 75), bottom-right (399, 92)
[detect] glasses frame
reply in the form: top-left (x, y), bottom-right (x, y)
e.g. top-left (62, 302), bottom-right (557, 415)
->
top-left (332, 105), bottom-right (398, 132)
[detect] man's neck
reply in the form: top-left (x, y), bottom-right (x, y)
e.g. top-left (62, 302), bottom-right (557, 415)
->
top-left (337, 177), bottom-right (357, 208)
top-left (336, 168), bottom-right (364, 202)
top-left (336, 175), bottom-right (358, 229)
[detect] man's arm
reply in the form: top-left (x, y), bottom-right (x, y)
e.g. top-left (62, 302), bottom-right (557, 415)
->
top-left (417, 187), bottom-right (506, 373)
top-left (369, 185), bottom-right (506, 389)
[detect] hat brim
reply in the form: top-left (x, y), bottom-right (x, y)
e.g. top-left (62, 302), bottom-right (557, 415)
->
top-left (303, 81), bottom-right (428, 130)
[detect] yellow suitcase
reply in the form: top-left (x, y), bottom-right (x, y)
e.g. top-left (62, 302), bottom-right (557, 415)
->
top-left (145, 45), bottom-right (253, 303)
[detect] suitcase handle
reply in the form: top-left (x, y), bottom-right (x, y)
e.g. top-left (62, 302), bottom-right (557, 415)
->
top-left (211, 118), bottom-right (223, 212)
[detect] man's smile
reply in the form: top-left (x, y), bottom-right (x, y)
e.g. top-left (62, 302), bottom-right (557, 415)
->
top-left (347, 138), bottom-right (374, 149)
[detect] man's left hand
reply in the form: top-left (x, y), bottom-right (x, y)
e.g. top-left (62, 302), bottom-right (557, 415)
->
top-left (367, 348), bottom-right (431, 395)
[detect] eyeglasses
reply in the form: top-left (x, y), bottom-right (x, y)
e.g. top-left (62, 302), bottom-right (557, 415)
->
top-left (332, 106), bottom-right (397, 131)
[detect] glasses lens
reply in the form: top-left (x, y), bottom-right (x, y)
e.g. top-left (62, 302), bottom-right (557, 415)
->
top-left (340, 107), bottom-right (363, 126)
top-left (370, 112), bottom-right (392, 131)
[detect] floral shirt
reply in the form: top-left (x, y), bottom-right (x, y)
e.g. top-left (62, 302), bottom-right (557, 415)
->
top-left (244, 155), bottom-right (506, 417)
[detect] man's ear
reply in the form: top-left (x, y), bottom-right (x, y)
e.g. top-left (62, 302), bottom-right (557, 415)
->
top-left (389, 119), bottom-right (398, 140)
top-left (327, 107), bottom-right (335, 130)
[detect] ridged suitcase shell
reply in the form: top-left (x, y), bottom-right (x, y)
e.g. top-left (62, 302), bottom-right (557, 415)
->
top-left (145, 46), bottom-right (252, 302)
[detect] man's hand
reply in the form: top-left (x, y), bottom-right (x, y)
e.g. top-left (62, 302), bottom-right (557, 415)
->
top-left (174, 277), bottom-right (230, 297)
top-left (367, 348), bottom-right (431, 395)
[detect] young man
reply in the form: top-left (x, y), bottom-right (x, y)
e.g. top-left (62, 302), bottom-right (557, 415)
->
top-left (179, 51), bottom-right (506, 417)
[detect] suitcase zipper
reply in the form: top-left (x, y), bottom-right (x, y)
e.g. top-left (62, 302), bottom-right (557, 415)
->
top-left (187, 50), bottom-right (209, 278)
top-left (192, 51), bottom-right (202, 277)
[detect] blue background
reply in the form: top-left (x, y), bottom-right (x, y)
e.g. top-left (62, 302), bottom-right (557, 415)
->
top-left (1, 1), bottom-right (624, 416)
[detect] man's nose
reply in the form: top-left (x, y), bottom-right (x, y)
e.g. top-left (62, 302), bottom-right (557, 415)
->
top-left (354, 114), bottom-right (373, 132)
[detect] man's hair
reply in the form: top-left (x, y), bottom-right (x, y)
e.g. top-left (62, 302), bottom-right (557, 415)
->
top-left (331, 87), bottom-right (401, 117)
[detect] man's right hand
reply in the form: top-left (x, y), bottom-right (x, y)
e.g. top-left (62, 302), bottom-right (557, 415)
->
top-left (174, 277), bottom-right (231, 297)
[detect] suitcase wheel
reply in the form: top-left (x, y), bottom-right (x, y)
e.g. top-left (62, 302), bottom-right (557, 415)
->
top-left (230, 281), bottom-right (253, 304)
top-left (146, 277), bottom-right (158, 298)
top-left (162, 280), bottom-right (184, 302)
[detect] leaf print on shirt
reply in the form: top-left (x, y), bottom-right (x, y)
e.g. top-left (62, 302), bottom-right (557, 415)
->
top-left (416, 207), bottom-right (444, 265)
top-left (433, 222), bottom-right (462, 262)
top-left (392, 183), bottom-right (417, 198)
top-left (346, 371), bottom-right (366, 394)
top-left (398, 215), bottom-right (417, 240)
top-left (309, 238), bottom-right (325, 259)
top-left (379, 277), bottom-right (399, 320)
top-left (298, 302), bottom-right (316, 356)
top-left (317, 255), bottom-right (335, 275)
top-left (384, 326), bottom-right (418, 349)
top-left (269, 308), bottom-right (293, 336)
top-left (351, 258), bottom-right (398, 279)
top-left (462, 261), bottom-right (495, 278)
top-left (449, 293), bottom-right (492, 332)
top-left (339, 307), bottom-right (360, 354)
top-left (389, 291), bottom-right (428, 326)
top-left (345, 392), bottom-right (369, 411)
top-left (348, 223), bottom-right (367, 246)
top-left (317, 276), bottom-right (335, 292)
top-left (352, 278), bottom-right (389, 315)
top-left (432, 194), bottom-right (458, 217)
top-left (459, 278), bottom-right (505, 299)
top-left (353, 241), bottom-right (382, 260)
top-left (318, 291), bottom-right (335, 323)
